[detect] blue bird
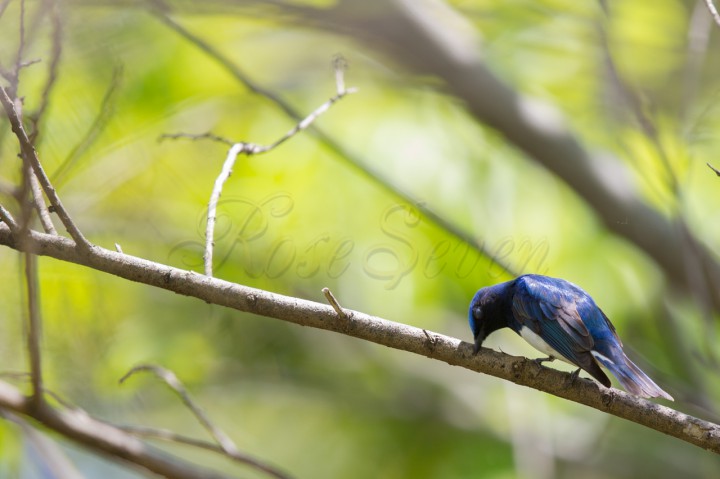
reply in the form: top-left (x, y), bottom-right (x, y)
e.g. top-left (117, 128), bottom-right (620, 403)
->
top-left (469, 274), bottom-right (673, 400)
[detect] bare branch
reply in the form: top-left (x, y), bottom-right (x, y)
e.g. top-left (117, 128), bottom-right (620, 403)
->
top-left (17, 58), bottom-right (41, 69)
top-left (252, 84), bottom-right (357, 154)
top-left (120, 365), bottom-right (292, 479)
top-left (205, 142), bottom-right (243, 276)
top-left (0, 204), bottom-right (18, 232)
top-left (333, 54), bottom-right (348, 94)
top-left (28, 0), bottom-right (63, 144)
top-left (201, 65), bottom-right (356, 277)
top-left (708, 163), bottom-right (720, 177)
top-left (117, 425), bottom-right (292, 479)
top-left (28, 170), bottom-right (57, 234)
top-left (0, 380), bottom-right (235, 479)
top-left (0, 86), bottom-right (91, 249)
top-left (704, 0), bottom-right (720, 27)
top-left (8, 0), bottom-right (27, 95)
top-left (2, 225), bottom-right (718, 454)
top-left (120, 365), bottom-right (239, 457)
top-left (1, 411), bottom-right (85, 479)
top-left (23, 251), bottom-right (43, 402)
top-left (151, 7), bottom-right (517, 279)
top-left (52, 65), bottom-right (122, 187)
top-left (159, 131), bottom-right (234, 146)
top-left (290, 0), bottom-right (720, 311)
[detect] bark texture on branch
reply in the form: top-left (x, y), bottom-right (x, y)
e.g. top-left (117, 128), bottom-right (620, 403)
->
top-left (0, 381), bottom-right (232, 479)
top-left (0, 224), bottom-right (718, 454)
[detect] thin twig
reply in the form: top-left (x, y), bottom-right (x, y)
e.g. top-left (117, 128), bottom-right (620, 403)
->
top-left (52, 65), bottom-right (122, 187)
top-left (151, 9), bottom-right (516, 279)
top-left (119, 364), bottom-right (239, 456)
top-left (117, 425), bottom-right (293, 479)
top-left (250, 84), bottom-right (357, 154)
top-left (333, 54), bottom-right (348, 94)
top-left (322, 287), bottom-right (347, 319)
top-left (0, 364), bottom-right (289, 478)
top-left (28, 170), bottom-right (57, 234)
top-left (205, 142), bottom-right (245, 276)
top-left (0, 379), bottom-right (236, 479)
top-left (1, 410), bottom-right (85, 479)
top-left (159, 132), bottom-right (234, 146)
top-left (17, 58), bottom-right (41, 69)
top-left (708, 163), bottom-right (720, 176)
top-left (28, 0), bottom-right (63, 144)
top-left (0, 371), bottom-right (85, 410)
top-left (0, 86), bottom-right (91, 249)
top-left (0, 204), bottom-right (18, 232)
top-left (202, 67), bottom-right (356, 276)
top-left (704, 0), bottom-right (720, 27)
top-left (8, 0), bottom-right (27, 96)
top-left (24, 252), bottom-right (43, 402)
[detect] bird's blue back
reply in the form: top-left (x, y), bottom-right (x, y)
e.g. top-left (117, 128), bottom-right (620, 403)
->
top-left (470, 274), bottom-right (673, 400)
top-left (514, 274), bottom-right (620, 347)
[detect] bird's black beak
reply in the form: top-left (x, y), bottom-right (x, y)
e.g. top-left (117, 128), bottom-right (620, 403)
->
top-left (473, 333), bottom-right (484, 355)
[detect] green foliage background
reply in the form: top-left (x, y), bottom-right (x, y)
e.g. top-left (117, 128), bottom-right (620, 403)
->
top-left (1, 0), bottom-right (720, 477)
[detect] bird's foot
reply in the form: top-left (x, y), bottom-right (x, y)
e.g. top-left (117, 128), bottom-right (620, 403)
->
top-left (567, 368), bottom-right (581, 386)
top-left (533, 356), bottom-right (555, 366)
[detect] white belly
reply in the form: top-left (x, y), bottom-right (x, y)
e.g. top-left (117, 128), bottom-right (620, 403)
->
top-left (519, 326), bottom-right (570, 363)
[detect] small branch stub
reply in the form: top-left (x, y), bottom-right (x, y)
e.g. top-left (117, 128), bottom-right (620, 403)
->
top-left (322, 287), bottom-right (348, 319)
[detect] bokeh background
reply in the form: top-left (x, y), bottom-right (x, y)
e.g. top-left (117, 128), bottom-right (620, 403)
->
top-left (1, 0), bottom-right (720, 477)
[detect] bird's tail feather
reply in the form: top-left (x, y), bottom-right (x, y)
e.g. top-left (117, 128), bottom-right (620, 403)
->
top-left (592, 351), bottom-right (673, 401)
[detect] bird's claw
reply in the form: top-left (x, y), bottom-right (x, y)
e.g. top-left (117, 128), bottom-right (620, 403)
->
top-left (533, 356), bottom-right (555, 366)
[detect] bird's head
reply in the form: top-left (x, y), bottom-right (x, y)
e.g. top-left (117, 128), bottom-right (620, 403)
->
top-left (468, 283), bottom-right (512, 354)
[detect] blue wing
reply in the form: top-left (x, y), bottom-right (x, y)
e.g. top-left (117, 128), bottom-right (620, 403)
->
top-left (509, 275), bottom-right (672, 399)
top-left (511, 275), bottom-right (612, 387)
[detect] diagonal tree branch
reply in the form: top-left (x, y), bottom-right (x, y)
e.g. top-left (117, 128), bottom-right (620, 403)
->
top-left (229, 0), bottom-right (720, 312)
top-left (120, 365), bottom-right (241, 457)
top-left (704, 0), bottom-right (720, 28)
top-left (51, 65), bottom-right (123, 187)
top-left (1, 224), bottom-right (718, 454)
top-left (28, 170), bottom-right (57, 234)
top-left (197, 65), bottom-right (356, 277)
top-left (149, 7), bottom-right (518, 279)
top-left (0, 380), bottom-right (235, 479)
top-left (1, 410), bottom-right (85, 479)
top-left (119, 364), bottom-right (292, 479)
top-left (0, 86), bottom-right (91, 249)
top-left (0, 204), bottom-right (18, 232)
top-left (117, 424), bottom-right (292, 479)
top-left (27, 0), bottom-right (63, 145)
